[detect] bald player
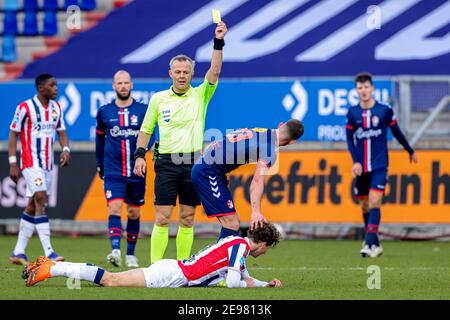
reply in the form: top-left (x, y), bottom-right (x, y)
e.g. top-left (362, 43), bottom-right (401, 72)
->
top-left (95, 70), bottom-right (150, 268)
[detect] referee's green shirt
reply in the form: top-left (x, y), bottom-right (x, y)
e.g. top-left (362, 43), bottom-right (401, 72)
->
top-left (140, 77), bottom-right (218, 154)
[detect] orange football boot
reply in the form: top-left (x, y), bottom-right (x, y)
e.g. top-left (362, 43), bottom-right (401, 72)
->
top-left (26, 258), bottom-right (55, 287)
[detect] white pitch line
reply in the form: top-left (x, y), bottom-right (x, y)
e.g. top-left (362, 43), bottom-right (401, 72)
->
top-left (251, 266), bottom-right (449, 271)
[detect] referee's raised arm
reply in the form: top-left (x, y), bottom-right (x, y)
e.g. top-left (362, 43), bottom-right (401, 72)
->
top-left (206, 21), bottom-right (227, 84)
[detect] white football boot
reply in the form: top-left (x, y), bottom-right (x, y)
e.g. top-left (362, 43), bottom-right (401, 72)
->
top-left (125, 255), bottom-right (139, 268)
top-left (360, 245), bottom-right (371, 258)
top-left (370, 245), bottom-right (383, 258)
top-left (107, 249), bottom-right (122, 267)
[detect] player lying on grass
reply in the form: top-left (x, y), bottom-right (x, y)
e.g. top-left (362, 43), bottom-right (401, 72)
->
top-left (24, 222), bottom-right (282, 288)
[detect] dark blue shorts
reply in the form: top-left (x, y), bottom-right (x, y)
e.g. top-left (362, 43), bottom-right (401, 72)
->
top-left (103, 175), bottom-right (146, 206)
top-left (191, 163), bottom-right (236, 218)
top-left (354, 168), bottom-right (388, 199)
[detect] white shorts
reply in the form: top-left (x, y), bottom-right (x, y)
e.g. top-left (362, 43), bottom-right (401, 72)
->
top-left (22, 167), bottom-right (52, 197)
top-left (142, 259), bottom-right (188, 288)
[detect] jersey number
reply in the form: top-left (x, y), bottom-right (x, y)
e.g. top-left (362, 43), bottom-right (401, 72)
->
top-left (226, 128), bottom-right (254, 143)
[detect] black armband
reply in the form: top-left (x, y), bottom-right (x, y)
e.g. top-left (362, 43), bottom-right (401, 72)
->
top-left (134, 147), bottom-right (146, 160)
top-left (213, 37), bottom-right (225, 50)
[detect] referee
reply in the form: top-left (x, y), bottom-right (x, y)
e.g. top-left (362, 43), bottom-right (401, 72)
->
top-left (134, 21), bottom-right (227, 263)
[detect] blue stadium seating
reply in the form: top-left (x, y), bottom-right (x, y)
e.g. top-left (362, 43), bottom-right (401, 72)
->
top-left (23, 11), bottom-right (39, 35)
top-left (80, 0), bottom-right (96, 11)
top-left (43, 0), bottom-right (60, 11)
top-left (2, 35), bottom-right (16, 62)
top-left (43, 11), bottom-right (58, 35)
top-left (23, 0), bottom-right (39, 11)
top-left (64, 0), bottom-right (79, 9)
top-left (3, 0), bottom-right (20, 11)
top-left (3, 11), bottom-right (18, 35)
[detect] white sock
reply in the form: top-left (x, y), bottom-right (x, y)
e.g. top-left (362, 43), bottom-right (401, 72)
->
top-left (50, 262), bottom-right (104, 283)
top-left (35, 216), bottom-right (54, 257)
top-left (13, 213), bottom-right (35, 255)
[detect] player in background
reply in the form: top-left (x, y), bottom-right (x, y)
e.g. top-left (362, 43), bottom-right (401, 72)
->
top-left (96, 70), bottom-right (150, 268)
top-left (25, 221), bottom-right (282, 289)
top-left (8, 73), bottom-right (70, 265)
top-left (191, 120), bottom-right (304, 240)
top-left (346, 72), bottom-right (417, 258)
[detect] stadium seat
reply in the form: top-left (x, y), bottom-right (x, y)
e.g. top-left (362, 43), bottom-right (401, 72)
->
top-left (3, 11), bottom-right (18, 35)
top-left (43, 11), bottom-right (58, 35)
top-left (80, 0), bottom-right (96, 11)
top-left (3, 0), bottom-right (20, 11)
top-left (2, 35), bottom-right (16, 62)
top-left (43, 0), bottom-right (60, 11)
top-left (23, 0), bottom-right (39, 11)
top-left (64, 0), bottom-right (79, 9)
top-left (23, 11), bottom-right (39, 36)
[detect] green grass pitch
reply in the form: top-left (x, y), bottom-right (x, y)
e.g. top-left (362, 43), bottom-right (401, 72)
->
top-left (1, 235), bottom-right (450, 300)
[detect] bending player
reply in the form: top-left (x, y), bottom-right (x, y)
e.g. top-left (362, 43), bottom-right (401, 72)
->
top-left (191, 120), bottom-right (304, 240)
top-left (24, 222), bottom-right (282, 288)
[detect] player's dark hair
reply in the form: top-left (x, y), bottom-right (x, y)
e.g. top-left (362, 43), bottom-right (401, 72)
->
top-left (35, 73), bottom-right (54, 89)
top-left (285, 119), bottom-right (304, 141)
top-left (355, 72), bottom-right (373, 85)
top-left (248, 222), bottom-right (281, 247)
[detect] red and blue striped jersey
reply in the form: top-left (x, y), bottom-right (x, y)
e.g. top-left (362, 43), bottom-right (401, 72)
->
top-left (95, 100), bottom-right (147, 178)
top-left (346, 101), bottom-right (402, 172)
top-left (178, 236), bottom-right (250, 287)
top-left (10, 95), bottom-right (65, 171)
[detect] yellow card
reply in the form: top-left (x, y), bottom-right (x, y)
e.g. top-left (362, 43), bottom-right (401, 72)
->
top-left (212, 9), bottom-right (221, 23)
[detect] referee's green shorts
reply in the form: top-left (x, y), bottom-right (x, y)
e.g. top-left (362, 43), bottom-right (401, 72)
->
top-left (153, 153), bottom-right (201, 207)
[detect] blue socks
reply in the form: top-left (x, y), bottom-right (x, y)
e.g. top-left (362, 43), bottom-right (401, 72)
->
top-left (365, 208), bottom-right (381, 247)
top-left (363, 212), bottom-right (370, 233)
top-left (218, 227), bottom-right (240, 241)
top-left (108, 215), bottom-right (122, 251)
top-left (126, 217), bottom-right (140, 255)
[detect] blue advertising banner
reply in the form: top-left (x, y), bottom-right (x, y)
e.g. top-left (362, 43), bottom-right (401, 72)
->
top-left (1, 79), bottom-right (392, 141)
top-left (21, 0), bottom-right (450, 78)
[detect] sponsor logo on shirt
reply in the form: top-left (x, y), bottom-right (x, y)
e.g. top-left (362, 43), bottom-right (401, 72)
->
top-left (33, 123), bottom-right (57, 132)
top-left (110, 126), bottom-right (139, 138)
top-left (355, 127), bottom-right (382, 139)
